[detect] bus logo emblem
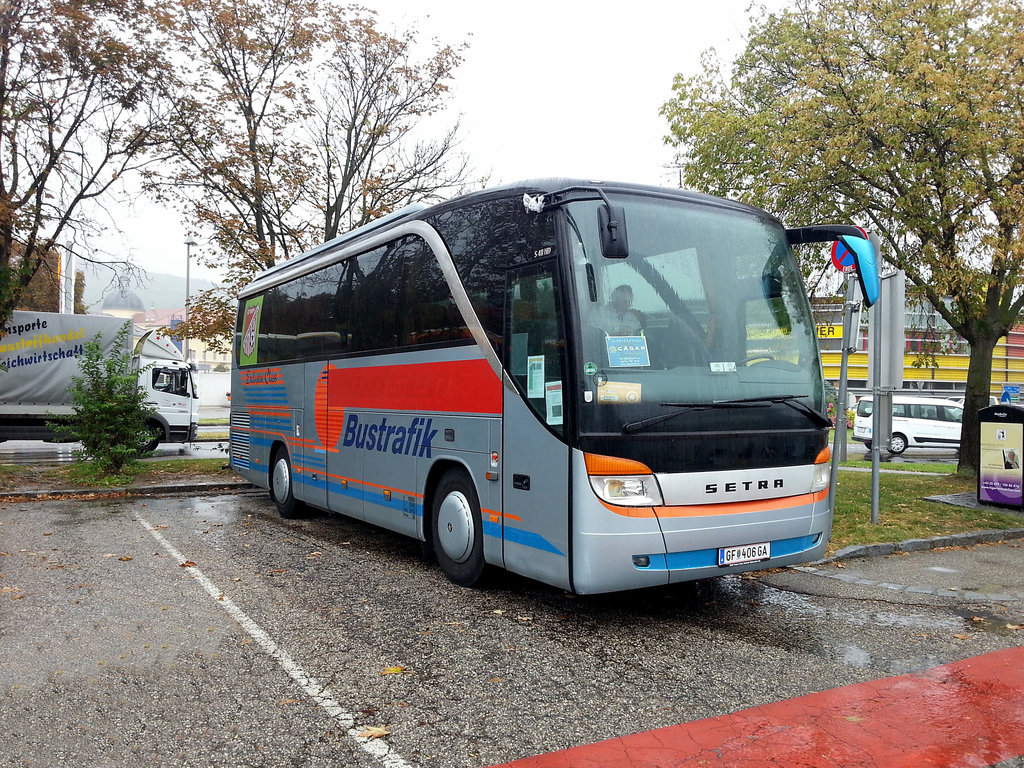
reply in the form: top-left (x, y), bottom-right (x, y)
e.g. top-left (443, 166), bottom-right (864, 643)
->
top-left (242, 305), bottom-right (260, 357)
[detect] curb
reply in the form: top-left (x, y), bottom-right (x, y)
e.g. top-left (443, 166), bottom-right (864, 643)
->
top-left (0, 481), bottom-right (258, 502)
top-left (812, 526), bottom-right (1024, 565)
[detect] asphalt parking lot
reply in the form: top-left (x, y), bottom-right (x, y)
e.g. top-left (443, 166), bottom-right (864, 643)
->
top-left (2, 491), bottom-right (1022, 767)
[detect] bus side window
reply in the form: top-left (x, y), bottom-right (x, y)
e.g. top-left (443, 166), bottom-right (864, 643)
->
top-left (506, 265), bottom-right (566, 434)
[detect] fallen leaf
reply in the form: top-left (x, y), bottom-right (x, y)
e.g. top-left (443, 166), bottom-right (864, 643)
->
top-left (180, 561), bottom-right (196, 568)
top-left (1006, 624), bottom-right (1024, 631)
top-left (118, 556), bottom-right (133, 562)
top-left (382, 666), bottom-right (409, 675)
top-left (278, 698), bottom-right (302, 706)
top-left (307, 551), bottom-right (323, 559)
top-left (970, 616), bottom-right (987, 624)
top-left (358, 726), bottom-right (390, 740)
top-left (952, 634), bottom-right (971, 640)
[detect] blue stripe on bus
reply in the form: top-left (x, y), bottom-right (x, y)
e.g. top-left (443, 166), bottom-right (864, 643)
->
top-left (486, 519), bottom-right (565, 556)
top-left (288, 471), bottom-right (566, 558)
top-left (639, 534), bottom-right (820, 571)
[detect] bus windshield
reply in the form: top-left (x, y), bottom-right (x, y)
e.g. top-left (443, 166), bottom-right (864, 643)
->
top-left (566, 195), bottom-right (823, 434)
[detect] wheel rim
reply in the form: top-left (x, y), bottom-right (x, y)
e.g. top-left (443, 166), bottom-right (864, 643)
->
top-left (272, 456), bottom-right (290, 501)
top-left (437, 490), bottom-right (474, 563)
top-left (891, 435), bottom-right (907, 453)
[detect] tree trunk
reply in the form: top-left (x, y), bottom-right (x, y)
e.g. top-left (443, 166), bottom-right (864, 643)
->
top-left (959, 334), bottom-right (1001, 475)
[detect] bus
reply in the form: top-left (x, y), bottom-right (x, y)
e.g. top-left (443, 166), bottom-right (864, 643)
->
top-left (230, 179), bottom-right (879, 594)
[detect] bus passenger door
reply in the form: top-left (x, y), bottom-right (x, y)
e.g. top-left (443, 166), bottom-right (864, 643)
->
top-left (501, 263), bottom-right (572, 591)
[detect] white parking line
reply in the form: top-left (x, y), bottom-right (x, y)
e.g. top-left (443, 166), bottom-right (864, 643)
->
top-left (138, 515), bottom-right (413, 768)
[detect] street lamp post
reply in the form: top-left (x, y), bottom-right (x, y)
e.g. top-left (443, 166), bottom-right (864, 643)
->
top-left (184, 238), bottom-right (197, 362)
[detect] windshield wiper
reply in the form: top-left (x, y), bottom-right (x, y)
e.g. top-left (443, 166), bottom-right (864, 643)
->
top-left (621, 394), bottom-right (830, 434)
top-left (770, 395), bottom-right (833, 428)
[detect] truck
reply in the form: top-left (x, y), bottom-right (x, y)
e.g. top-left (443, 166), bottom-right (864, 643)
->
top-left (0, 310), bottom-right (198, 450)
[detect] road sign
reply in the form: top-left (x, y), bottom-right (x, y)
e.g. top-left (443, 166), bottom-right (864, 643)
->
top-left (831, 241), bottom-right (857, 273)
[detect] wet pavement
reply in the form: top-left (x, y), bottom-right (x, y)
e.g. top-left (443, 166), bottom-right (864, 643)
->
top-left (1, 489), bottom-right (1022, 767)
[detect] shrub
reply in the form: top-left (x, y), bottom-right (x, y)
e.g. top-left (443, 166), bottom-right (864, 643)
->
top-left (50, 322), bottom-right (155, 475)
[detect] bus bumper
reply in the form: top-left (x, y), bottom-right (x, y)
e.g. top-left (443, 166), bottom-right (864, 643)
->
top-left (571, 456), bottom-right (831, 594)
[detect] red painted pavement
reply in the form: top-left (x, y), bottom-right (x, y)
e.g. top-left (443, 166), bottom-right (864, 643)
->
top-left (491, 646), bottom-right (1024, 768)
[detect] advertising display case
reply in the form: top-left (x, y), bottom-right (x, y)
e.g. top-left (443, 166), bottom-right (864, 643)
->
top-left (978, 405), bottom-right (1024, 509)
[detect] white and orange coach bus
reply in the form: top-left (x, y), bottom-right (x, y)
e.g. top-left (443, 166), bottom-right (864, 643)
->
top-left (230, 179), bottom-right (879, 594)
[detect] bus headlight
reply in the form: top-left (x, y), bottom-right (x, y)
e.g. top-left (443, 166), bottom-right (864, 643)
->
top-left (585, 453), bottom-right (664, 507)
top-left (811, 446), bottom-right (831, 493)
top-left (589, 475), bottom-right (664, 506)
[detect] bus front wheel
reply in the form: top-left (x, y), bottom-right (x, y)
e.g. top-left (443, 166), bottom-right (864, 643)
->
top-left (270, 447), bottom-right (301, 518)
top-left (432, 469), bottom-right (485, 587)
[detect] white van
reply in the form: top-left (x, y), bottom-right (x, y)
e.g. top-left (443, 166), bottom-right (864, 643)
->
top-left (853, 395), bottom-right (963, 454)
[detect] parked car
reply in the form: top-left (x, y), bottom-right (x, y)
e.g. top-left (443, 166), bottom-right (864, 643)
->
top-left (853, 395), bottom-right (962, 454)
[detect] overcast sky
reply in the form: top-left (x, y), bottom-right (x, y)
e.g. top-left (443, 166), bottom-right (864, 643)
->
top-left (101, 0), bottom-right (783, 285)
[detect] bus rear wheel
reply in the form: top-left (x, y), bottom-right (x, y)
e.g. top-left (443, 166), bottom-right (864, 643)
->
top-left (432, 468), bottom-right (485, 587)
top-left (270, 447), bottom-right (301, 518)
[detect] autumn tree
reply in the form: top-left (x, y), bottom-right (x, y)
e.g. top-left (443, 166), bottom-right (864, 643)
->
top-left (15, 248), bottom-right (86, 313)
top-left (153, 0), bottom-right (469, 350)
top-left (662, 0), bottom-right (1024, 474)
top-left (0, 0), bottom-right (172, 327)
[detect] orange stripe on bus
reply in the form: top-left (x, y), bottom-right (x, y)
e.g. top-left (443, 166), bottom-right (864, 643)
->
top-left (600, 489), bottom-right (830, 518)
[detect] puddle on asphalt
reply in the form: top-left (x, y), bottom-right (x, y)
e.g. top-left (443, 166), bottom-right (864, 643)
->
top-left (838, 644), bottom-right (872, 667)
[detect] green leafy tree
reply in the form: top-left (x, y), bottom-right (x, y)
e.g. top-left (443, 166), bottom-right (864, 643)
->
top-left (52, 322), bottom-right (155, 476)
top-left (662, 0), bottom-right (1024, 473)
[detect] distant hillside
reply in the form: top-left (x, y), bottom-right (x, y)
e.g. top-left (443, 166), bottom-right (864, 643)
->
top-left (81, 271), bottom-right (220, 313)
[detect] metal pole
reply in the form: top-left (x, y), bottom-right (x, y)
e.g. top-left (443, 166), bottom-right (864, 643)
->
top-left (871, 278), bottom-right (882, 524)
top-left (828, 275), bottom-right (856, 513)
top-left (184, 238), bottom-right (196, 362)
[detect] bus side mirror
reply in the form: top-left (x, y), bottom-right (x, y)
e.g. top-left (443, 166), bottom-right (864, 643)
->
top-left (840, 233), bottom-right (880, 308)
top-left (598, 204), bottom-right (629, 258)
top-left (785, 225), bottom-right (881, 307)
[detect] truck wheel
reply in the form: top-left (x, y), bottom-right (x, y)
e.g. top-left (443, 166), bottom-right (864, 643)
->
top-left (432, 468), bottom-right (485, 587)
top-left (270, 447), bottom-right (301, 518)
top-left (139, 423), bottom-right (162, 453)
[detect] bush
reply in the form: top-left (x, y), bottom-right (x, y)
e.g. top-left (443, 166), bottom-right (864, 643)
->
top-left (50, 322), bottom-right (155, 475)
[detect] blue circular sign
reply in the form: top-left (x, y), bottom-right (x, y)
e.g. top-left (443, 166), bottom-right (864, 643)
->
top-left (831, 241), bottom-right (856, 273)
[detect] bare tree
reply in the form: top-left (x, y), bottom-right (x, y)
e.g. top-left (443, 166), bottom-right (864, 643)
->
top-left (153, 1), bottom-right (469, 350)
top-left (0, 0), bottom-right (171, 326)
top-left (311, 7), bottom-right (468, 238)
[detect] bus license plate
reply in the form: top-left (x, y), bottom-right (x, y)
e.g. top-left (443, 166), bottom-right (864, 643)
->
top-left (718, 542), bottom-right (771, 567)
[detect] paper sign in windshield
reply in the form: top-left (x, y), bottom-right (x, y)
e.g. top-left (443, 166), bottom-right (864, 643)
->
top-left (606, 335), bottom-right (650, 367)
top-left (597, 381), bottom-right (642, 404)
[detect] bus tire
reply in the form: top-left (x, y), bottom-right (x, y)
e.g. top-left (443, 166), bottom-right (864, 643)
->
top-left (270, 446), bottom-right (301, 519)
top-left (432, 468), bottom-right (485, 587)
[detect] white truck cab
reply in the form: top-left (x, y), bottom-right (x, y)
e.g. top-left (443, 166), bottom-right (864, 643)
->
top-left (134, 331), bottom-right (199, 451)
